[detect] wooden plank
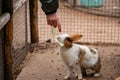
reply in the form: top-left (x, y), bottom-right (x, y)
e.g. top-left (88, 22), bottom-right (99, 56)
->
top-left (29, 0), bottom-right (39, 43)
top-left (2, 0), bottom-right (15, 80)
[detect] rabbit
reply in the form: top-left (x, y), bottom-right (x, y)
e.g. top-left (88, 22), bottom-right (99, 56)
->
top-left (55, 34), bottom-right (101, 80)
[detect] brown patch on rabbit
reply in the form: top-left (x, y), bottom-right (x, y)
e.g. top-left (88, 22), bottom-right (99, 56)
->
top-left (64, 37), bottom-right (73, 48)
top-left (79, 48), bottom-right (86, 63)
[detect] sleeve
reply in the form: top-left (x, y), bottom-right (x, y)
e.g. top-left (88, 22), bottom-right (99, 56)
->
top-left (39, 0), bottom-right (59, 15)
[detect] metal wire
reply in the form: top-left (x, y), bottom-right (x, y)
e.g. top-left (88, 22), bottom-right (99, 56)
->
top-left (12, 1), bottom-right (28, 75)
top-left (38, 0), bottom-right (120, 44)
top-left (25, 1), bottom-right (28, 57)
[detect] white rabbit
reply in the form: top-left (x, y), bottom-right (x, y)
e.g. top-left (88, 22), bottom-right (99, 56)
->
top-left (55, 34), bottom-right (101, 80)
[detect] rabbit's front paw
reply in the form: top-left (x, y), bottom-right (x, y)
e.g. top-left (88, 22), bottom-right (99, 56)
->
top-left (94, 73), bottom-right (100, 77)
top-left (78, 74), bottom-right (83, 80)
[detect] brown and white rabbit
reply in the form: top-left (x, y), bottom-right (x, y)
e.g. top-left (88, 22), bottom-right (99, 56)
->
top-left (55, 34), bottom-right (101, 80)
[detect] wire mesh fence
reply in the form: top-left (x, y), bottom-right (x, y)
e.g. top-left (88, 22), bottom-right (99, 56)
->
top-left (12, 0), bottom-right (28, 76)
top-left (38, 0), bottom-right (120, 44)
top-left (65, 0), bottom-right (120, 17)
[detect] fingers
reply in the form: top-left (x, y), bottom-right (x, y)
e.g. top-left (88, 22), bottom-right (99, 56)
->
top-left (57, 21), bottom-right (61, 32)
top-left (53, 19), bottom-right (57, 27)
top-left (47, 18), bottom-right (61, 32)
top-left (46, 13), bottom-right (62, 32)
top-left (47, 18), bottom-right (57, 27)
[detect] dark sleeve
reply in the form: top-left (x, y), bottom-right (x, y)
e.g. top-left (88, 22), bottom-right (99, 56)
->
top-left (40, 0), bottom-right (59, 15)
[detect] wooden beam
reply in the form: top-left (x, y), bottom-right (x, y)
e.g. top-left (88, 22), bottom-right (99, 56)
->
top-left (0, 29), bottom-right (4, 80)
top-left (4, 17), bottom-right (14, 80)
top-left (73, 0), bottom-right (76, 7)
top-left (29, 0), bottom-right (39, 43)
top-left (2, 0), bottom-right (15, 80)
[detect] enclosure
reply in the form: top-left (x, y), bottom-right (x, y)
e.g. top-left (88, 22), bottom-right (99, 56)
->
top-left (0, 0), bottom-right (120, 80)
top-left (17, 0), bottom-right (120, 80)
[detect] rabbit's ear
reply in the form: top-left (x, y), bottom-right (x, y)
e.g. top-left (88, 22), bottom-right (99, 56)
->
top-left (70, 34), bottom-right (83, 41)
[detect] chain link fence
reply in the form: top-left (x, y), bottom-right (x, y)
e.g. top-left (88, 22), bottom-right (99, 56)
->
top-left (38, 0), bottom-right (120, 45)
top-left (12, 0), bottom-right (28, 77)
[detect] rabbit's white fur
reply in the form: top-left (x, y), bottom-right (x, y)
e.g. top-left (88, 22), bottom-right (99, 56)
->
top-left (55, 34), bottom-right (101, 80)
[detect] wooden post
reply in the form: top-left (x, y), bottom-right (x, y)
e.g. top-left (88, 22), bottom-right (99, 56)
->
top-left (0, 0), bottom-right (1, 14)
top-left (73, 0), bottom-right (76, 7)
top-left (0, 29), bottom-right (4, 80)
top-left (0, 1), bottom-right (4, 79)
top-left (29, 0), bottom-right (39, 43)
top-left (2, 0), bottom-right (15, 80)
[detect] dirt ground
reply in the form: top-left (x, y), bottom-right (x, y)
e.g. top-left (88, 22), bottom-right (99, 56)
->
top-left (16, 43), bottom-right (120, 80)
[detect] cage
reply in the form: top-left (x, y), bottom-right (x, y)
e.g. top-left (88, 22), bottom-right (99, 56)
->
top-left (28, 1), bottom-right (120, 79)
top-left (12, 0), bottom-right (28, 78)
top-left (15, 0), bottom-right (120, 80)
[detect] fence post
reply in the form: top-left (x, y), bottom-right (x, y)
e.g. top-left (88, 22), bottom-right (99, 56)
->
top-left (0, 0), bottom-right (4, 80)
top-left (73, 0), bottom-right (76, 7)
top-left (29, 0), bottom-right (39, 43)
top-left (0, 29), bottom-right (4, 80)
top-left (2, 0), bottom-right (15, 80)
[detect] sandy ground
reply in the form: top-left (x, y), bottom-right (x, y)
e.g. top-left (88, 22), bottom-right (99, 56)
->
top-left (16, 43), bottom-right (120, 80)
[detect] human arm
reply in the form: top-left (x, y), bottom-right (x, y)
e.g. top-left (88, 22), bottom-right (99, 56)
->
top-left (40, 0), bottom-right (61, 32)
